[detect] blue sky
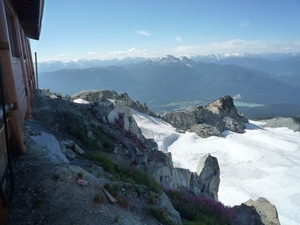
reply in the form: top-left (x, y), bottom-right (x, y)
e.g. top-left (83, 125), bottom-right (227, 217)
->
top-left (31, 0), bottom-right (300, 61)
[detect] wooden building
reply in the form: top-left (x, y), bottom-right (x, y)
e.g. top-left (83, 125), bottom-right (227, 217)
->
top-left (0, 0), bottom-right (44, 201)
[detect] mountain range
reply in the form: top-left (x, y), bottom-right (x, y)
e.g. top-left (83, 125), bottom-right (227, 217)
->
top-left (38, 54), bottom-right (300, 118)
top-left (38, 52), bottom-right (300, 73)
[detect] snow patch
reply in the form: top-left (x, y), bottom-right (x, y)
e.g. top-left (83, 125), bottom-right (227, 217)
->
top-left (73, 98), bottom-right (90, 104)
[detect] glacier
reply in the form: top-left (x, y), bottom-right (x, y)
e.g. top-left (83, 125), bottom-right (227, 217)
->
top-left (132, 109), bottom-right (300, 225)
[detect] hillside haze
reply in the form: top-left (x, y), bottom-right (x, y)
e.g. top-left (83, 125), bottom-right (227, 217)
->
top-left (39, 54), bottom-right (300, 118)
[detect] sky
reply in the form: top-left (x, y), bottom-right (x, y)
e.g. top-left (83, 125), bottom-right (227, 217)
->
top-left (31, 0), bottom-right (300, 61)
top-left (131, 109), bottom-right (300, 225)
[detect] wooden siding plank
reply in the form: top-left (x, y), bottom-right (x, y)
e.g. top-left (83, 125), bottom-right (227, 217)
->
top-left (12, 56), bottom-right (28, 120)
top-left (14, 71), bottom-right (23, 90)
top-left (17, 88), bottom-right (27, 121)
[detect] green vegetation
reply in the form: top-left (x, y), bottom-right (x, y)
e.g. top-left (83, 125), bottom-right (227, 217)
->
top-left (86, 151), bottom-right (115, 173)
top-left (63, 111), bottom-right (114, 151)
top-left (150, 207), bottom-right (179, 225)
top-left (103, 183), bottom-right (119, 198)
top-left (77, 172), bottom-right (84, 179)
top-left (117, 197), bottom-right (130, 211)
top-left (94, 194), bottom-right (105, 204)
top-left (52, 174), bottom-right (60, 181)
top-left (87, 151), bottom-right (161, 193)
top-left (115, 165), bottom-right (161, 193)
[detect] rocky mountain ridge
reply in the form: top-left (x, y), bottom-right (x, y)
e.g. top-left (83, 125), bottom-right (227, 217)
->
top-left (5, 89), bottom-right (281, 225)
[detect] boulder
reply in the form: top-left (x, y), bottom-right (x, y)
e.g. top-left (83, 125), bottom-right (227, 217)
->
top-left (158, 192), bottom-right (182, 224)
top-left (244, 198), bottom-right (280, 225)
top-left (231, 198), bottom-right (281, 225)
top-left (60, 140), bottom-right (85, 155)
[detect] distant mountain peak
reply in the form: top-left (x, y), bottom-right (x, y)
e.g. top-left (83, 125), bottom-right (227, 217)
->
top-left (150, 55), bottom-right (195, 67)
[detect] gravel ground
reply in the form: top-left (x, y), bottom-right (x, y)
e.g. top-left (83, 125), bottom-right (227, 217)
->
top-left (6, 126), bottom-right (164, 225)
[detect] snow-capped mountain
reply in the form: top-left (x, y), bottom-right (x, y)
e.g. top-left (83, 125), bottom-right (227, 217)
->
top-left (190, 52), bottom-right (300, 62)
top-left (37, 57), bottom-right (147, 72)
top-left (37, 52), bottom-right (300, 72)
top-left (151, 55), bottom-right (194, 66)
top-left (132, 109), bottom-right (300, 225)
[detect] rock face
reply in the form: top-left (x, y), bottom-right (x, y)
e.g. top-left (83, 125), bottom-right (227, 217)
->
top-left (161, 95), bottom-right (248, 138)
top-left (232, 198), bottom-right (281, 225)
top-left (231, 204), bottom-right (264, 225)
top-left (146, 147), bottom-right (220, 201)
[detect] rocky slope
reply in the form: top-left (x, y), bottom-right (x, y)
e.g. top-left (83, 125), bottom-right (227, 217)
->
top-left (4, 89), bottom-right (281, 225)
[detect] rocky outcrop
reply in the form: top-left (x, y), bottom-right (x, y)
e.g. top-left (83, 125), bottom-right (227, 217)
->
top-left (146, 147), bottom-right (220, 201)
top-left (161, 95), bottom-right (248, 138)
top-left (232, 198), bottom-right (281, 225)
top-left (192, 154), bottom-right (220, 200)
top-left (72, 90), bottom-right (158, 117)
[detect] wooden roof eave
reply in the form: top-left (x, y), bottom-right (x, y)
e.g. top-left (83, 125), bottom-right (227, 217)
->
top-left (11, 0), bottom-right (45, 40)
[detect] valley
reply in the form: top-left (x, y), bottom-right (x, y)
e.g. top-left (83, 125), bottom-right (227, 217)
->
top-left (38, 54), bottom-right (300, 119)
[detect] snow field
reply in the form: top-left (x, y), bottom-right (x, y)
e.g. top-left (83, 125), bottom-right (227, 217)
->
top-left (132, 110), bottom-right (300, 225)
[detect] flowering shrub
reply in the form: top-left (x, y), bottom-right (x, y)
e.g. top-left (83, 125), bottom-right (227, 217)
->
top-left (114, 128), bottom-right (146, 152)
top-left (113, 112), bottom-right (125, 129)
top-left (111, 111), bottom-right (146, 151)
top-left (165, 189), bottom-right (235, 225)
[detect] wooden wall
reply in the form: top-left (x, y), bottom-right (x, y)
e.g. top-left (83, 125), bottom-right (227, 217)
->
top-left (12, 57), bottom-right (27, 121)
top-left (0, 0), bottom-right (36, 158)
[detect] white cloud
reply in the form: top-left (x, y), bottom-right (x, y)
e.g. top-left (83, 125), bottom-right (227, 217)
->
top-left (136, 30), bottom-right (151, 37)
top-left (128, 47), bottom-right (136, 52)
top-left (240, 20), bottom-right (250, 28)
top-left (175, 36), bottom-right (182, 43)
top-left (71, 39), bottom-right (300, 60)
top-left (233, 94), bottom-right (242, 100)
top-left (58, 53), bottom-right (69, 57)
top-left (87, 51), bottom-right (98, 55)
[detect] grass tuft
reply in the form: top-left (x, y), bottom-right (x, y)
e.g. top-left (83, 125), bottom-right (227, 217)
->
top-left (52, 174), bottom-right (60, 181)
